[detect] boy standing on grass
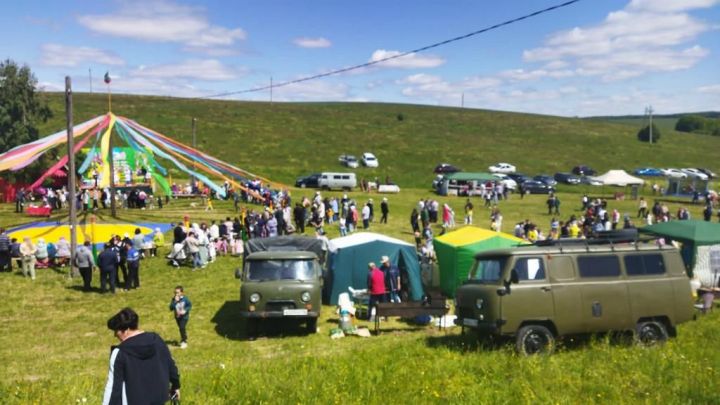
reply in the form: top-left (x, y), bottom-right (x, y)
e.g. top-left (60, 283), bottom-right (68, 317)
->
top-left (169, 286), bottom-right (192, 349)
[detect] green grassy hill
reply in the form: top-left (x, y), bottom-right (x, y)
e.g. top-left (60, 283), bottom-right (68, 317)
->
top-left (37, 93), bottom-right (720, 188)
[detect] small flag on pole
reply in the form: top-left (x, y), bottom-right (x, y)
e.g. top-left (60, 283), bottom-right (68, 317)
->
top-left (104, 72), bottom-right (111, 84)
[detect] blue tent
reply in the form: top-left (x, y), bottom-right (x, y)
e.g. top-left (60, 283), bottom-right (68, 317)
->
top-left (326, 232), bottom-right (425, 305)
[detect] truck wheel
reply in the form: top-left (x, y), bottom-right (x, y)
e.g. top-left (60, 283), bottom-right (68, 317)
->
top-left (516, 325), bottom-right (555, 355)
top-left (306, 318), bottom-right (318, 334)
top-left (636, 321), bottom-right (668, 346)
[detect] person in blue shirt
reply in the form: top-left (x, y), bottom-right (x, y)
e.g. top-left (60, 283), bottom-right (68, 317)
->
top-left (169, 286), bottom-right (192, 349)
top-left (126, 242), bottom-right (141, 290)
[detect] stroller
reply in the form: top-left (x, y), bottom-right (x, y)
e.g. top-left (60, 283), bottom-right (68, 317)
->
top-left (167, 243), bottom-right (188, 268)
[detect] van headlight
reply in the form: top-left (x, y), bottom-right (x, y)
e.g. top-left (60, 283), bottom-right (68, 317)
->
top-left (250, 293), bottom-right (261, 303)
top-left (301, 292), bottom-right (311, 302)
top-left (475, 298), bottom-right (484, 309)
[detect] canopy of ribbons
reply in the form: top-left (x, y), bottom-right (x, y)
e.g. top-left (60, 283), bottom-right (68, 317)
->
top-left (0, 113), bottom-right (277, 198)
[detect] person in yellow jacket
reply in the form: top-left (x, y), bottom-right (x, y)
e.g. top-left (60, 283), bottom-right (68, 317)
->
top-left (151, 228), bottom-right (165, 257)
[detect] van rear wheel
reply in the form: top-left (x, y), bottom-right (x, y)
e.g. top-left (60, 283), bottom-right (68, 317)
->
top-left (636, 321), bottom-right (668, 346)
top-left (516, 325), bottom-right (555, 355)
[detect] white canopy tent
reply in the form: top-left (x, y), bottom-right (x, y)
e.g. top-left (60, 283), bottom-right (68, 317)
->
top-left (592, 170), bottom-right (645, 186)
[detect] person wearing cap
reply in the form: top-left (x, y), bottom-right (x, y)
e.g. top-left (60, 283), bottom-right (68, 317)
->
top-left (361, 203), bottom-right (371, 229)
top-left (381, 256), bottom-right (401, 303)
top-left (380, 198), bottom-right (389, 224)
top-left (367, 262), bottom-right (385, 321)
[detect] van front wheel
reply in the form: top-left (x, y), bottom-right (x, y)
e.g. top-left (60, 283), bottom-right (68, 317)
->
top-left (636, 321), bottom-right (668, 346)
top-left (516, 325), bottom-right (555, 355)
top-left (306, 318), bottom-right (318, 334)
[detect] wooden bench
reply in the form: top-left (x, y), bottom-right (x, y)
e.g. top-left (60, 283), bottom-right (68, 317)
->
top-left (373, 293), bottom-right (449, 334)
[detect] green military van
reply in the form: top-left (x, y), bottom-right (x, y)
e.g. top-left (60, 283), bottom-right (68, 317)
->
top-left (454, 240), bottom-right (694, 354)
top-left (236, 237), bottom-right (326, 339)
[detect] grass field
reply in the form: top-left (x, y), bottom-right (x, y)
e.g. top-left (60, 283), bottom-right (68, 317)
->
top-left (1, 184), bottom-right (718, 404)
top-left (34, 93), bottom-right (720, 189)
top-left (3, 96), bottom-right (719, 402)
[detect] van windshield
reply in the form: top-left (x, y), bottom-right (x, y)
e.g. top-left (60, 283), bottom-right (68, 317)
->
top-left (468, 257), bottom-right (508, 283)
top-left (247, 260), bottom-right (315, 281)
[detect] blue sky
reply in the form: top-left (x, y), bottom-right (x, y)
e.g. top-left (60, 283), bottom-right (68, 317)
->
top-left (2, 0), bottom-right (719, 116)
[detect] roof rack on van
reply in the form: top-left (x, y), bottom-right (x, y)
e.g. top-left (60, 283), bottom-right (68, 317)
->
top-left (534, 229), bottom-right (651, 252)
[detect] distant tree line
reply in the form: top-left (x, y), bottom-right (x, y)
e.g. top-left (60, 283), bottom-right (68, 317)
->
top-left (675, 115), bottom-right (720, 136)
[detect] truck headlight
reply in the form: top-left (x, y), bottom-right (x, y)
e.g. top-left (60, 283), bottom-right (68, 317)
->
top-left (475, 298), bottom-right (484, 309)
top-left (301, 292), bottom-right (311, 302)
top-left (250, 293), bottom-right (261, 303)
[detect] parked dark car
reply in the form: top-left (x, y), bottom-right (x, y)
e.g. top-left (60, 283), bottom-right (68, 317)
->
top-left (507, 173), bottom-right (532, 185)
top-left (434, 163), bottom-right (461, 174)
top-left (697, 167), bottom-right (717, 179)
top-left (554, 172), bottom-right (581, 185)
top-left (295, 173), bottom-right (321, 188)
top-left (572, 165), bottom-right (596, 176)
top-left (634, 167), bottom-right (664, 177)
top-left (533, 175), bottom-right (557, 186)
top-left (520, 180), bottom-right (555, 194)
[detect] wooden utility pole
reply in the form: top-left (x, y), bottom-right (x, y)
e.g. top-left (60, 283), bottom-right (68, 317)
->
top-left (109, 130), bottom-right (117, 218)
top-left (65, 77), bottom-right (77, 278)
top-left (191, 118), bottom-right (197, 187)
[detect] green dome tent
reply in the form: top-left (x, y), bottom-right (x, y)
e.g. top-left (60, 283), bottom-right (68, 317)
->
top-left (326, 232), bottom-right (424, 305)
top-left (433, 226), bottom-right (524, 297)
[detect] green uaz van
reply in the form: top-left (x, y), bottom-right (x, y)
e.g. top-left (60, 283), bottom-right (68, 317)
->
top-left (455, 241), bottom-right (694, 354)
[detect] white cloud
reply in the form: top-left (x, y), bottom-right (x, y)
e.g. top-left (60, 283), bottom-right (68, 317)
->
top-left (628, 0), bottom-right (720, 13)
top-left (293, 37), bottom-right (332, 48)
top-left (131, 59), bottom-right (243, 81)
top-left (369, 49), bottom-right (445, 69)
top-left (697, 84), bottom-right (720, 94)
top-left (41, 44), bottom-right (125, 67)
top-left (77, 0), bottom-right (245, 53)
top-left (270, 81), bottom-right (350, 101)
top-left (398, 73), bottom-right (501, 104)
top-left (518, 1), bottom-right (714, 82)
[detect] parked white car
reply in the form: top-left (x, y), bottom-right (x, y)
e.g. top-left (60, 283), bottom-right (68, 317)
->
top-left (492, 174), bottom-right (517, 190)
top-left (681, 168), bottom-right (709, 180)
top-left (661, 168), bottom-right (688, 178)
top-left (338, 154), bottom-right (360, 168)
top-left (488, 162), bottom-right (516, 174)
top-left (361, 152), bottom-right (379, 167)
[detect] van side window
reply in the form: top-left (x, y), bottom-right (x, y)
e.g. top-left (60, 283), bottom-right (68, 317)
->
top-left (577, 255), bottom-right (621, 278)
top-left (342, 175), bottom-right (349, 180)
top-left (624, 254), bottom-right (665, 276)
top-left (333, 175), bottom-right (341, 180)
top-left (514, 257), bottom-right (546, 281)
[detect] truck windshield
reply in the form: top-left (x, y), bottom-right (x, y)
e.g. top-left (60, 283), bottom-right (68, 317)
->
top-left (247, 260), bottom-right (315, 281)
top-left (468, 257), bottom-right (508, 283)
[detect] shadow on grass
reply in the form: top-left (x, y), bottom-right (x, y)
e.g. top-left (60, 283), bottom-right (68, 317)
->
top-left (211, 301), bottom-right (314, 341)
top-left (426, 331), bottom-right (639, 354)
top-left (425, 332), bottom-right (509, 353)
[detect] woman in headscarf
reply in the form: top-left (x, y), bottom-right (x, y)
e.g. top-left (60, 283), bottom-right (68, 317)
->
top-left (55, 236), bottom-right (71, 267)
top-left (35, 238), bottom-right (49, 268)
top-left (193, 224), bottom-right (209, 268)
top-left (20, 237), bottom-right (37, 280)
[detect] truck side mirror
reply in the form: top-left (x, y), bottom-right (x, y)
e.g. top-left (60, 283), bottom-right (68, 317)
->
top-left (234, 268), bottom-right (243, 280)
top-left (509, 269), bottom-right (519, 284)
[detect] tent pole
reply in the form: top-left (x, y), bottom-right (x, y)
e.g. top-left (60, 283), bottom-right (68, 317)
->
top-left (65, 77), bottom-right (77, 278)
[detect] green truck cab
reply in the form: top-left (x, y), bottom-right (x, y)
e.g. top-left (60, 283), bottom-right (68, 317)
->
top-left (454, 242), bottom-right (694, 354)
top-left (236, 237), bottom-right (325, 339)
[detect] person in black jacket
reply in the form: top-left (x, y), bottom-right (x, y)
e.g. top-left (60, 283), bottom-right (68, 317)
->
top-left (103, 308), bottom-right (180, 405)
top-left (97, 244), bottom-right (119, 294)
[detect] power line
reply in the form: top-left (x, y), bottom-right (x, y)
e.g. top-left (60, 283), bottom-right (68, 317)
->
top-left (203, 0), bottom-right (582, 99)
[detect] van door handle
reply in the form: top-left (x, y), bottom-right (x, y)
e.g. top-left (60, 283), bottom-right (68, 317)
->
top-left (541, 286), bottom-right (552, 292)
